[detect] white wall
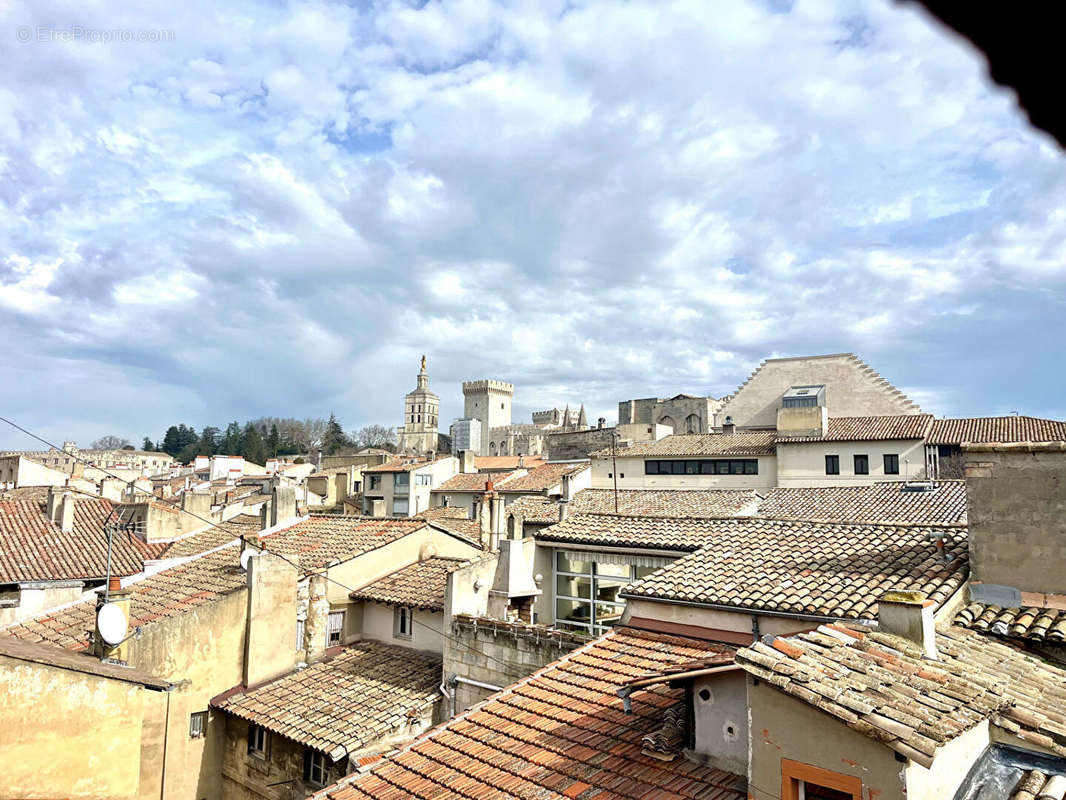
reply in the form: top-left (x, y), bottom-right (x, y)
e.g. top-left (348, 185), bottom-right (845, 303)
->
top-left (776, 439), bottom-right (927, 487)
top-left (359, 601), bottom-right (445, 653)
top-left (590, 455), bottom-right (777, 489)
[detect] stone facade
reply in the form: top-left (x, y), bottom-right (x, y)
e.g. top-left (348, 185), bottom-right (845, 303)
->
top-left (442, 616), bottom-right (586, 714)
top-left (396, 357), bottom-right (441, 455)
top-left (964, 442), bottom-right (1066, 598)
top-left (718, 353), bottom-right (921, 429)
top-left (618, 395), bottom-right (721, 434)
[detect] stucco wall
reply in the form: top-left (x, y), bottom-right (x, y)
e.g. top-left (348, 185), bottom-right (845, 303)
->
top-left (965, 446), bottom-right (1066, 596)
top-left (359, 601), bottom-right (445, 653)
top-left (776, 439), bottom-right (927, 487)
top-left (219, 716), bottom-right (341, 800)
top-left (748, 676), bottom-right (905, 800)
top-left (0, 582), bottom-right (86, 627)
top-left (0, 455), bottom-right (69, 487)
top-left (621, 598), bottom-right (822, 639)
top-left (590, 455), bottom-right (777, 489)
top-left (0, 655), bottom-right (167, 800)
top-left (905, 721), bottom-right (988, 800)
top-left (690, 670), bottom-right (748, 775)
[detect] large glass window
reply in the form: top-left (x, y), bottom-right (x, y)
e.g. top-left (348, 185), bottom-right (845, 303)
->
top-left (394, 472), bottom-right (410, 488)
top-left (554, 553), bottom-right (651, 635)
top-left (644, 459), bottom-right (758, 476)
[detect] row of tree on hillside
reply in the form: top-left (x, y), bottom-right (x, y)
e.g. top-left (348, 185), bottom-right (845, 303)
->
top-left (143, 415), bottom-right (397, 464)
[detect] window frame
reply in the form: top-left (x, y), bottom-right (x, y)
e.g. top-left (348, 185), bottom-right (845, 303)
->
top-left (303, 748), bottom-right (329, 787)
top-left (394, 605), bottom-right (414, 640)
top-left (825, 455), bottom-right (840, 475)
top-left (553, 553), bottom-right (639, 635)
top-left (295, 618), bottom-right (305, 650)
top-left (189, 710), bottom-right (207, 739)
top-left (883, 453), bottom-right (899, 475)
top-left (247, 723), bottom-right (269, 759)
top-left (643, 458), bottom-right (759, 476)
top-left (781, 758), bottom-right (862, 800)
top-left (326, 610), bottom-right (345, 646)
top-left (854, 454), bottom-right (869, 475)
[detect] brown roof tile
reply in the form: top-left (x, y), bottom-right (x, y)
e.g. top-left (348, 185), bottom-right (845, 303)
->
top-left (312, 626), bottom-right (745, 800)
top-left (495, 462), bottom-right (589, 493)
top-left (350, 557), bottom-right (470, 611)
top-left (592, 432), bottom-right (777, 458)
top-left (212, 641), bottom-right (442, 759)
top-left (756, 481), bottom-right (968, 525)
top-left (0, 496), bottom-right (148, 583)
top-left (363, 456), bottom-right (453, 474)
top-left (434, 471), bottom-right (518, 493)
top-left (537, 513), bottom-right (741, 552)
top-left (511, 489), bottom-right (761, 524)
top-left (621, 518), bottom-right (968, 620)
top-left (776, 414), bottom-right (932, 443)
top-left (736, 624), bottom-right (1066, 764)
top-left (928, 416), bottom-right (1066, 445)
top-left (955, 602), bottom-right (1066, 644)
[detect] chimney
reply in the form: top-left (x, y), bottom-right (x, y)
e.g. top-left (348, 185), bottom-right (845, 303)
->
top-left (478, 483), bottom-right (494, 550)
top-left (459, 450), bottom-right (476, 474)
top-left (269, 485), bottom-right (297, 527)
top-left (46, 487), bottom-right (62, 521)
top-left (558, 498), bottom-right (570, 523)
top-left (878, 590), bottom-right (937, 660)
top-left (243, 551), bottom-right (299, 687)
top-left (722, 417), bottom-right (735, 435)
top-left (303, 572), bottom-right (329, 664)
top-left (94, 576), bottom-right (132, 663)
top-left (598, 417), bottom-right (606, 429)
top-left (518, 454), bottom-right (525, 468)
top-left (59, 492), bottom-right (75, 533)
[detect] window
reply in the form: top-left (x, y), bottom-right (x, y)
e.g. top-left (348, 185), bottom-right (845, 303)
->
top-left (884, 453), bottom-right (899, 475)
top-left (554, 553), bottom-right (655, 635)
top-left (303, 749), bottom-right (328, 787)
top-left (189, 711), bottom-right (207, 738)
top-left (392, 497), bottom-right (409, 515)
top-left (394, 606), bottom-right (413, 639)
top-left (326, 610), bottom-right (344, 646)
top-left (247, 723), bottom-right (269, 758)
top-left (295, 618), bottom-right (305, 650)
top-left (644, 459), bottom-right (758, 476)
top-left (415, 474), bottom-right (432, 486)
top-left (782, 396), bottom-right (818, 408)
top-left (825, 455), bottom-right (839, 475)
top-left (368, 475), bottom-right (381, 490)
top-left (394, 472), bottom-right (410, 488)
top-left (781, 758), bottom-right (861, 800)
top-left (854, 454), bottom-right (869, 475)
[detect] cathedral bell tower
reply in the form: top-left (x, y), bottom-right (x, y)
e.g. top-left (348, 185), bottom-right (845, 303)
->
top-left (397, 355), bottom-right (440, 455)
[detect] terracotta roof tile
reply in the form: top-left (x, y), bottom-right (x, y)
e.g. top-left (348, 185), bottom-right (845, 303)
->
top-left (0, 496), bottom-right (148, 583)
top-left (364, 456), bottom-right (454, 474)
top-left (434, 472), bottom-right (518, 493)
top-left (538, 514), bottom-right (743, 552)
top-left (312, 627), bottom-right (745, 800)
top-left (592, 433), bottom-right (776, 459)
top-left (756, 481), bottom-right (968, 525)
top-left (495, 463), bottom-right (590, 493)
top-left (928, 416), bottom-right (1066, 445)
top-left (621, 518), bottom-right (968, 620)
top-left (350, 557), bottom-right (470, 611)
top-left (735, 624), bottom-right (1066, 764)
top-left (212, 641), bottom-right (442, 759)
top-left (776, 414), bottom-right (932, 443)
top-left (511, 489), bottom-right (761, 525)
top-left (955, 602), bottom-right (1066, 644)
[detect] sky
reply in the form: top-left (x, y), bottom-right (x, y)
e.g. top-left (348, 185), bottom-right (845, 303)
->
top-left (1, 0), bottom-right (1064, 449)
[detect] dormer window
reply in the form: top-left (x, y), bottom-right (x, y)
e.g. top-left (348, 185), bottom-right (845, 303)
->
top-left (782, 385), bottom-right (826, 408)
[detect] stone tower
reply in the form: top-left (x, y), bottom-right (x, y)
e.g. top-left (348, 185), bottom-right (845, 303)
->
top-left (397, 356), bottom-right (440, 455)
top-left (462, 379), bottom-right (514, 455)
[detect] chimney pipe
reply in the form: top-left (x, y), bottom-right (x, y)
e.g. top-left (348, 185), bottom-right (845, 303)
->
top-left (558, 498), bottom-right (570, 523)
top-left (722, 417), bottom-right (735, 435)
top-left (878, 590), bottom-right (937, 660)
top-left (59, 492), bottom-right (75, 533)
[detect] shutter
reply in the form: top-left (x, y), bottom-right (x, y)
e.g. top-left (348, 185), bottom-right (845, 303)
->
top-left (303, 748), bottom-right (312, 781)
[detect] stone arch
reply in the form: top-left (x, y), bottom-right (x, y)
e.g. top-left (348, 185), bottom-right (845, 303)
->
top-left (685, 414), bottom-right (700, 433)
top-left (658, 415), bottom-right (675, 432)
top-left (489, 441), bottom-right (498, 456)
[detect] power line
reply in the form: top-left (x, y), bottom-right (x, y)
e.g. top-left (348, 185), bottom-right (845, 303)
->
top-left (0, 415), bottom-right (552, 675)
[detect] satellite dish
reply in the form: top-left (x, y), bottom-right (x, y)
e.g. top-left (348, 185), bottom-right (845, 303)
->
top-left (239, 548), bottom-right (257, 571)
top-left (97, 602), bottom-right (128, 646)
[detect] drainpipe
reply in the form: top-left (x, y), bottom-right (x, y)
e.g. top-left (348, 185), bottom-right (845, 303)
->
top-left (450, 675), bottom-right (504, 693)
top-left (751, 614), bottom-right (761, 644)
top-left (159, 689), bottom-right (171, 800)
top-left (439, 679), bottom-right (454, 720)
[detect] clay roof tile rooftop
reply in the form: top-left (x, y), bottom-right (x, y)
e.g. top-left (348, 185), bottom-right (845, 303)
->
top-left (349, 557), bottom-right (470, 611)
top-left (775, 414), bottom-right (933, 443)
top-left (591, 432), bottom-right (777, 458)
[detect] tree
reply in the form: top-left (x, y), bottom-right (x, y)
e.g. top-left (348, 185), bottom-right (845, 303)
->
top-left (141, 437), bottom-right (155, 451)
top-left (267, 424), bottom-right (280, 458)
top-left (321, 413), bottom-right (351, 455)
top-left (198, 426), bottom-right (220, 456)
top-left (241, 422), bottom-right (266, 465)
top-left (91, 435), bottom-right (132, 450)
top-left (161, 426), bottom-right (182, 457)
top-left (219, 422), bottom-right (242, 455)
top-left (355, 424), bottom-right (398, 451)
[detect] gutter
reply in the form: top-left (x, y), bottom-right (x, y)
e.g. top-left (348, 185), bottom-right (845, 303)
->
top-left (618, 591), bottom-right (877, 626)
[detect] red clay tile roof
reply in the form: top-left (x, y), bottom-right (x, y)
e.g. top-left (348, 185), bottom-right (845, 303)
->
top-left (312, 626), bottom-right (746, 800)
top-left (212, 641), bottom-right (442, 760)
top-left (511, 489), bottom-right (761, 525)
top-left (420, 506), bottom-right (470, 521)
top-left (928, 416), bottom-right (1066, 445)
top-left (536, 513), bottom-right (740, 552)
top-left (349, 557), bottom-right (470, 611)
top-left (494, 462), bottom-right (589, 493)
top-left (621, 518), bottom-right (968, 620)
top-left (776, 414), bottom-right (933, 443)
top-left (474, 456), bottom-right (547, 471)
top-left (425, 517), bottom-right (482, 546)
top-left (434, 471), bottom-right (518, 493)
top-left (0, 496), bottom-right (148, 583)
top-left (736, 623), bottom-right (1066, 765)
top-left (592, 432), bottom-right (777, 458)
top-left (3, 515), bottom-right (428, 651)
top-left (955, 602), bottom-right (1066, 644)
top-left (363, 456), bottom-right (453, 474)
top-left (756, 481), bottom-right (968, 525)
top-left (149, 514), bottom-right (263, 559)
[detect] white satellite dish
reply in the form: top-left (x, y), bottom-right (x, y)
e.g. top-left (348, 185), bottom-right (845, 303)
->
top-left (239, 548), bottom-right (257, 571)
top-left (97, 602), bottom-right (128, 646)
